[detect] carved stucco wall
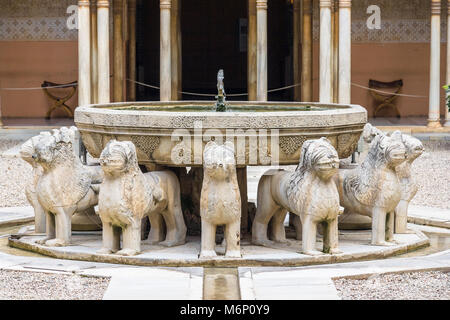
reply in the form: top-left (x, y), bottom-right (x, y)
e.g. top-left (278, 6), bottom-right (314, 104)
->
top-left (0, 0), bottom-right (78, 41)
top-left (312, 0), bottom-right (447, 43)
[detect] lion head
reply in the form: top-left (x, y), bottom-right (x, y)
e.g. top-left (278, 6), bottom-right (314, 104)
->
top-left (32, 127), bottom-right (77, 167)
top-left (401, 134), bottom-right (424, 163)
top-left (99, 140), bottom-right (139, 176)
top-left (367, 131), bottom-right (406, 169)
top-left (362, 123), bottom-right (383, 144)
top-left (295, 137), bottom-right (340, 181)
top-left (203, 141), bottom-right (236, 180)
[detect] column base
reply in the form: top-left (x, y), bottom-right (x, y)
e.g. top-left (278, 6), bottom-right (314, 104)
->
top-left (427, 120), bottom-right (442, 128)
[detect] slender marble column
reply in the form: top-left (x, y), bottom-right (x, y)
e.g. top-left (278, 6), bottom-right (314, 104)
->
top-left (301, 0), bottom-right (313, 102)
top-left (293, 0), bottom-right (301, 101)
top-left (248, 0), bottom-right (257, 101)
top-left (256, 0), bottom-right (268, 102)
top-left (332, 1), bottom-right (339, 103)
top-left (90, 1), bottom-right (98, 104)
top-left (319, 0), bottom-right (332, 103)
top-left (171, 0), bottom-right (180, 100)
top-left (97, 0), bottom-right (110, 103)
top-left (127, 0), bottom-right (136, 101)
top-left (160, 0), bottom-right (172, 101)
top-left (113, 0), bottom-right (124, 102)
top-left (78, 0), bottom-right (91, 106)
top-left (428, 0), bottom-right (442, 128)
top-left (338, 0), bottom-right (351, 104)
top-left (445, 0), bottom-right (450, 126)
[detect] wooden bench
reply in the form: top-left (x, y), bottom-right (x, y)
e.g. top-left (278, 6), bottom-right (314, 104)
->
top-left (41, 81), bottom-right (77, 119)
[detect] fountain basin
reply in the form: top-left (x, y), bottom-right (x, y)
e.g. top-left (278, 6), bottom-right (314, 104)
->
top-left (75, 101), bottom-right (367, 166)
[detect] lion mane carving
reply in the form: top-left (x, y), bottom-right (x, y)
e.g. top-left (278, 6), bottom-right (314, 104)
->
top-left (335, 130), bottom-right (407, 245)
top-left (252, 137), bottom-right (341, 255)
top-left (31, 127), bottom-right (102, 247)
top-left (98, 140), bottom-right (186, 256)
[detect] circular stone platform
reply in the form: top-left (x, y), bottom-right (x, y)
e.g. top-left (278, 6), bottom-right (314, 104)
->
top-left (8, 229), bottom-right (430, 267)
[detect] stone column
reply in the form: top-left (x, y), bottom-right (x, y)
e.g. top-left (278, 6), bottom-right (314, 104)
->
top-left (293, 0), bottom-right (301, 101)
top-left (332, 1), bottom-right (339, 103)
top-left (113, 0), bottom-right (125, 102)
top-left (428, 0), bottom-right (442, 128)
top-left (127, 0), bottom-right (137, 101)
top-left (160, 0), bottom-right (172, 101)
top-left (78, 0), bottom-right (91, 106)
top-left (248, 0), bottom-right (257, 101)
top-left (301, 0), bottom-right (313, 102)
top-left (171, 0), bottom-right (181, 100)
top-left (445, 0), bottom-right (450, 126)
top-left (97, 0), bottom-right (110, 103)
top-left (338, 0), bottom-right (351, 104)
top-left (90, 2), bottom-right (98, 104)
top-left (256, 0), bottom-right (268, 101)
top-left (319, 0), bottom-right (332, 103)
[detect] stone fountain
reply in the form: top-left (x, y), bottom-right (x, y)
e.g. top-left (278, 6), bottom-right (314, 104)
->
top-left (74, 70), bottom-right (367, 234)
top-left (10, 71), bottom-right (429, 266)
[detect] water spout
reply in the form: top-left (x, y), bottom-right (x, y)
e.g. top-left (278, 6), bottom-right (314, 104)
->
top-left (215, 69), bottom-right (227, 112)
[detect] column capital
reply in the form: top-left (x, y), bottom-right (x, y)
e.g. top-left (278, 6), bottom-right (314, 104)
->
top-left (319, 0), bottom-right (332, 8)
top-left (431, 0), bottom-right (441, 15)
top-left (339, 0), bottom-right (351, 9)
top-left (97, 0), bottom-right (109, 8)
top-left (160, 0), bottom-right (171, 9)
top-left (256, 0), bottom-right (268, 10)
top-left (79, 0), bottom-right (91, 7)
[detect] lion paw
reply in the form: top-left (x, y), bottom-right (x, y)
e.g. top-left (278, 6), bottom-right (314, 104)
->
top-left (160, 239), bottom-right (185, 247)
top-left (199, 250), bottom-right (217, 258)
top-left (372, 240), bottom-right (396, 247)
top-left (225, 250), bottom-right (241, 258)
top-left (97, 247), bottom-right (114, 255)
top-left (329, 248), bottom-right (343, 255)
top-left (116, 248), bottom-right (139, 256)
top-left (302, 250), bottom-right (324, 256)
top-left (45, 239), bottom-right (69, 247)
top-left (252, 238), bottom-right (274, 247)
top-left (36, 237), bottom-right (52, 245)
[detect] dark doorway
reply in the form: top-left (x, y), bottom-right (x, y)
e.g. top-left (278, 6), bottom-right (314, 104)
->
top-left (135, 0), bottom-right (293, 101)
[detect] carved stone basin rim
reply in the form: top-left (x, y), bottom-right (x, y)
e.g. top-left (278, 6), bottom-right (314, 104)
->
top-left (74, 101), bottom-right (368, 166)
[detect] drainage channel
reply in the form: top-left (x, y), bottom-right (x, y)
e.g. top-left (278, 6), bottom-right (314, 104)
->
top-left (203, 268), bottom-right (241, 300)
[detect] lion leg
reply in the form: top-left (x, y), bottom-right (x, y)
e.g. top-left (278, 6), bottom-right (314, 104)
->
top-left (160, 206), bottom-right (186, 247)
top-left (252, 177), bottom-right (278, 247)
top-left (292, 214), bottom-right (302, 240)
top-left (161, 176), bottom-right (187, 247)
top-left (301, 214), bottom-right (322, 256)
top-left (269, 209), bottom-right (288, 243)
top-left (148, 212), bottom-right (165, 245)
top-left (323, 218), bottom-right (342, 254)
top-left (394, 200), bottom-right (411, 234)
top-left (200, 220), bottom-right (217, 258)
top-left (117, 219), bottom-right (141, 256)
top-left (371, 208), bottom-right (394, 246)
top-left (386, 211), bottom-right (395, 242)
top-left (98, 222), bottom-right (120, 254)
top-left (46, 208), bottom-right (73, 247)
top-left (225, 220), bottom-right (241, 258)
top-left (36, 211), bottom-right (55, 245)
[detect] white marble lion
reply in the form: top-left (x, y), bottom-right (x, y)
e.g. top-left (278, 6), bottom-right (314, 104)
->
top-left (252, 137), bottom-right (341, 255)
top-left (98, 140), bottom-right (186, 256)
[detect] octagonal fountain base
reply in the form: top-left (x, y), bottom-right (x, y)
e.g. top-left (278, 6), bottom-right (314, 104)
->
top-left (9, 229), bottom-right (429, 267)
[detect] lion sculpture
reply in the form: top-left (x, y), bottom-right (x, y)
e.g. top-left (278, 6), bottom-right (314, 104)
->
top-left (98, 140), bottom-right (187, 256)
top-left (353, 124), bottom-right (424, 234)
top-left (32, 127), bottom-right (102, 246)
top-left (200, 141), bottom-right (241, 258)
top-left (334, 130), bottom-right (407, 245)
top-left (252, 137), bottom-right (341, 256)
